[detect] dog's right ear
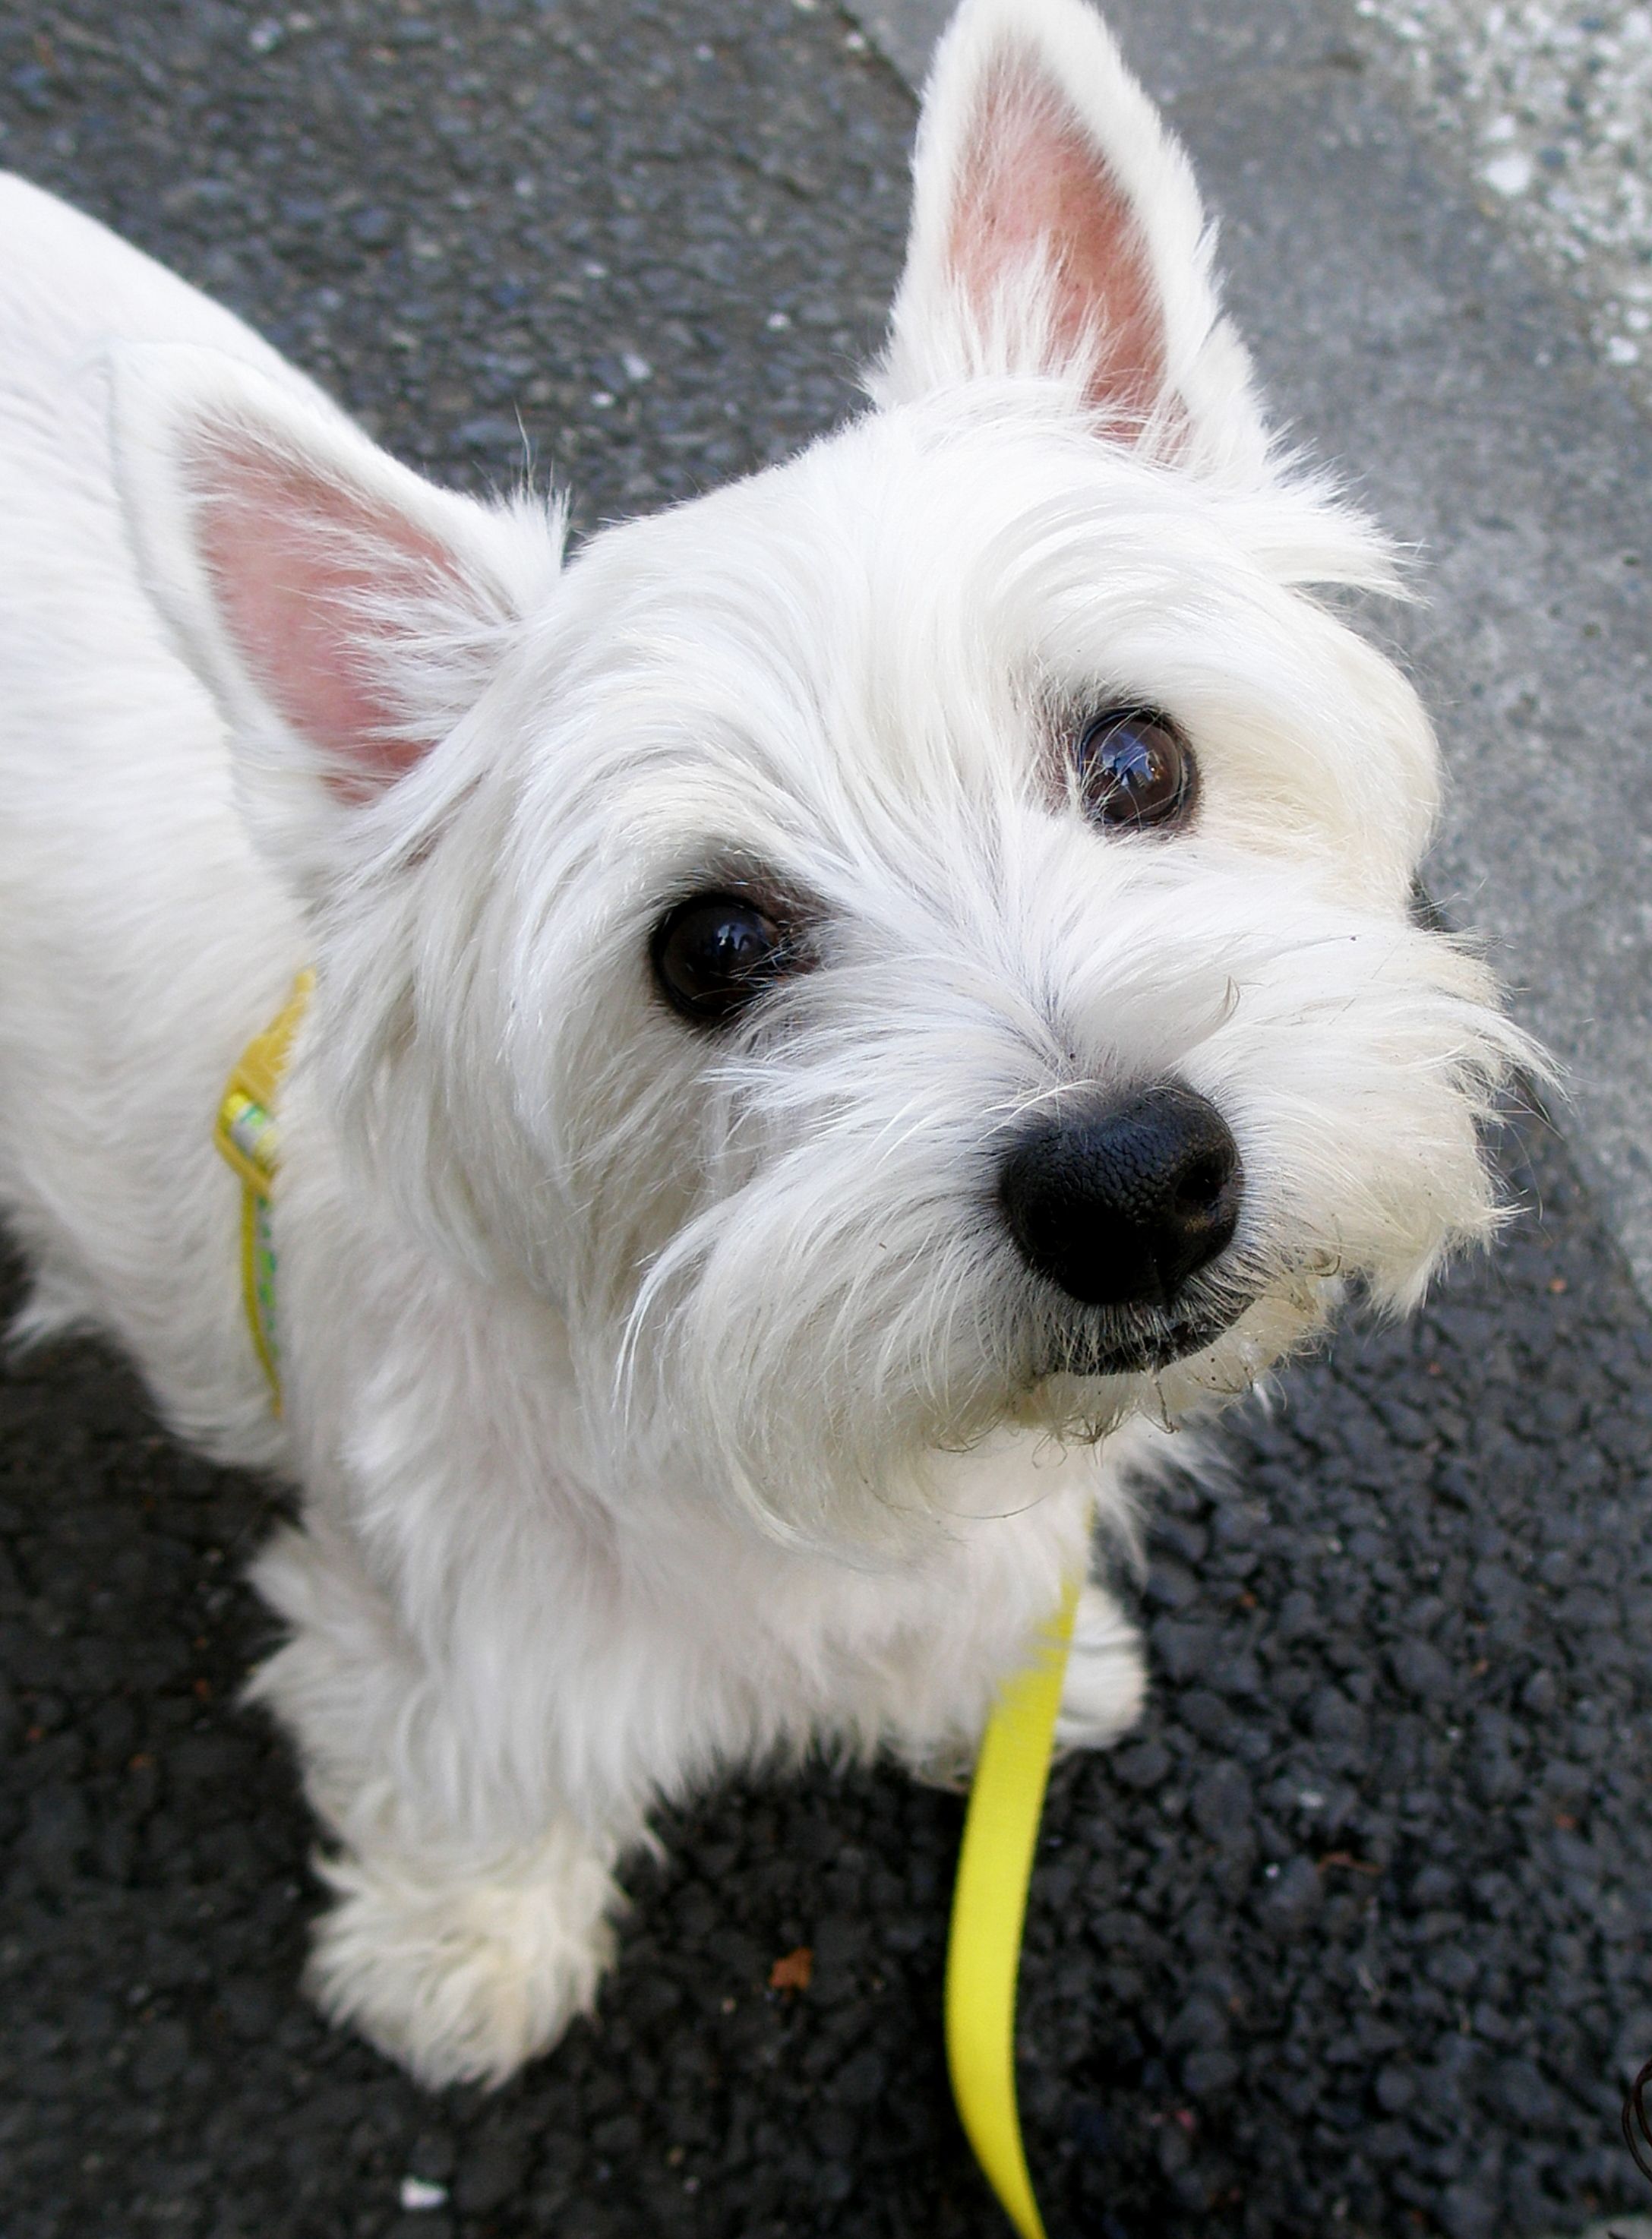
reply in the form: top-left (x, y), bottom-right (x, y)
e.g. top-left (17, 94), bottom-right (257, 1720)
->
top-left (875, 0), bottom-right (1271, 477)
top-left (111, 344), bottom-right (559, 901)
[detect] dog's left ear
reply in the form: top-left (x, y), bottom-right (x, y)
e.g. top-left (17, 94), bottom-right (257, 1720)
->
top-left (111, 343), bottom-right (559, 901)
top-left (875, 0), bottom-right (1271, 475)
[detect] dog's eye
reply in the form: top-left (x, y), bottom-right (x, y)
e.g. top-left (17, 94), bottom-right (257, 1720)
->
top-left (651, 893), bottom-right (791, 1025)
top-left (1075, 708), bottom-right (1196, 832)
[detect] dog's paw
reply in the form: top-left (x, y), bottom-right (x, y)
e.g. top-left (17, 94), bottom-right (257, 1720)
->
top-left (900, 1735), bottom-right (978, 1793)
top-left (305, 1824), bottom-right (621, 2089)
top-left (1054, 1584), bottom-right (1146, 1755)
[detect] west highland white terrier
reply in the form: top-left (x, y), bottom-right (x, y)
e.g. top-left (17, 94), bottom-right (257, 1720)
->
top-left (0, 0), bottom-right (1527, 2086)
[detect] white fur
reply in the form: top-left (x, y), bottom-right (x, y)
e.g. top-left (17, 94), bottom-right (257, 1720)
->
top-left (0, 0), bottom-right (1534, 2089)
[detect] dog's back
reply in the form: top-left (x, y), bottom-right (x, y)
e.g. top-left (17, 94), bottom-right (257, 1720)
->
top-left (0, 176), bottom-right (305, 1449)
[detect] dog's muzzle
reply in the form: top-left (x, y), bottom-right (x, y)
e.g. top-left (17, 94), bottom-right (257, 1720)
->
top-left (999, 1083), bottom-right (1244, 1368)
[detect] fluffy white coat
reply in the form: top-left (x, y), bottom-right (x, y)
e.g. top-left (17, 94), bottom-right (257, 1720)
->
top-left (0, 0), bottom-right (1529, 2085)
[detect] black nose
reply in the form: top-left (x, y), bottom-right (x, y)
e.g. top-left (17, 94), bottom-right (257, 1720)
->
top-left (999, 1085), bottom-right (1243, 1310)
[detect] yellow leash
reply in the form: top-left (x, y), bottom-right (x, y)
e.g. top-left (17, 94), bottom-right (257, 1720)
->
top-left (213, 973), bottom-right (1073, 2237)
top-left (212, 971), bottom-right (314, 1413)
top-left (946, 1575), bottom-right (1080, 2239)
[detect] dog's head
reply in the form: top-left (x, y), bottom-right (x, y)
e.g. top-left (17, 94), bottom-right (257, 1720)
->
top-left (115, 0), bottom-right (1532, 1550)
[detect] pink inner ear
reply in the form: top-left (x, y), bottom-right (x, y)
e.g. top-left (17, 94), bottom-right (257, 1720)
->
top-left (949, 55), bottom-right (1167, 426)
top-left (192, 434), bottom-right (457, 802)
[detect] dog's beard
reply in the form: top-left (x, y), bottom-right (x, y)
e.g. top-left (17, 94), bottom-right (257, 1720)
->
top-left (1003, 1246), bottom-right (1338, 1427)
top-left (611, 1210), bottom-right (1335, 1559)
top-left (531, 857), bottom-right (1537, 1561)
top-left (602, 1091), bottom-right (1417, 1565)
top-left (1031, 1286), bottom-right (1252, 1378)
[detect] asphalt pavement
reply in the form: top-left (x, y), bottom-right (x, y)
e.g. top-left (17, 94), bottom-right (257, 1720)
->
top-left (2, 5), bottom-right (1652, 2239)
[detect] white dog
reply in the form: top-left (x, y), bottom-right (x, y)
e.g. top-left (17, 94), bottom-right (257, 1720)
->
top-left (0, 0), bottom-right (1527, 2087)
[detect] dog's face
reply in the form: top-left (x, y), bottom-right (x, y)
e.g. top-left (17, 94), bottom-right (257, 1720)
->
top-left (118, 0), bottom-right (1527, 1549)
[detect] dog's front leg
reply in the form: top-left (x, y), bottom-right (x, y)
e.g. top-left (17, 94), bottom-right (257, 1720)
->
top-left (303, 1817), bottom-right (621, 2092)
top-left (876, 1571), bottom-right (1146, 1788)
top-left (1054, 1580), bottom-right (1148, 1752)
top-left (246, 1516), bottom-right (628, 2090)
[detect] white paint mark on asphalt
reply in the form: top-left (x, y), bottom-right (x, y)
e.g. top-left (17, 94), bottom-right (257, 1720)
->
top-left (1483, 149), bottom-right (1534, 193)
top-left (1356, 0), bottom-right (1652, 410)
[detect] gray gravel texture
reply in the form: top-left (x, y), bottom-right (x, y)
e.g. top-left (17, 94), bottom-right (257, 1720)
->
top-left (1349, 0), bottom-right (1652, 403)
top-left (3, 5), bottom-right (1652, 2239)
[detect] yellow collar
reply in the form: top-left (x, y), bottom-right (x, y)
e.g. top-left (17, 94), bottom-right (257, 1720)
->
top-left (213, 970), bottom-right (314, 1410)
